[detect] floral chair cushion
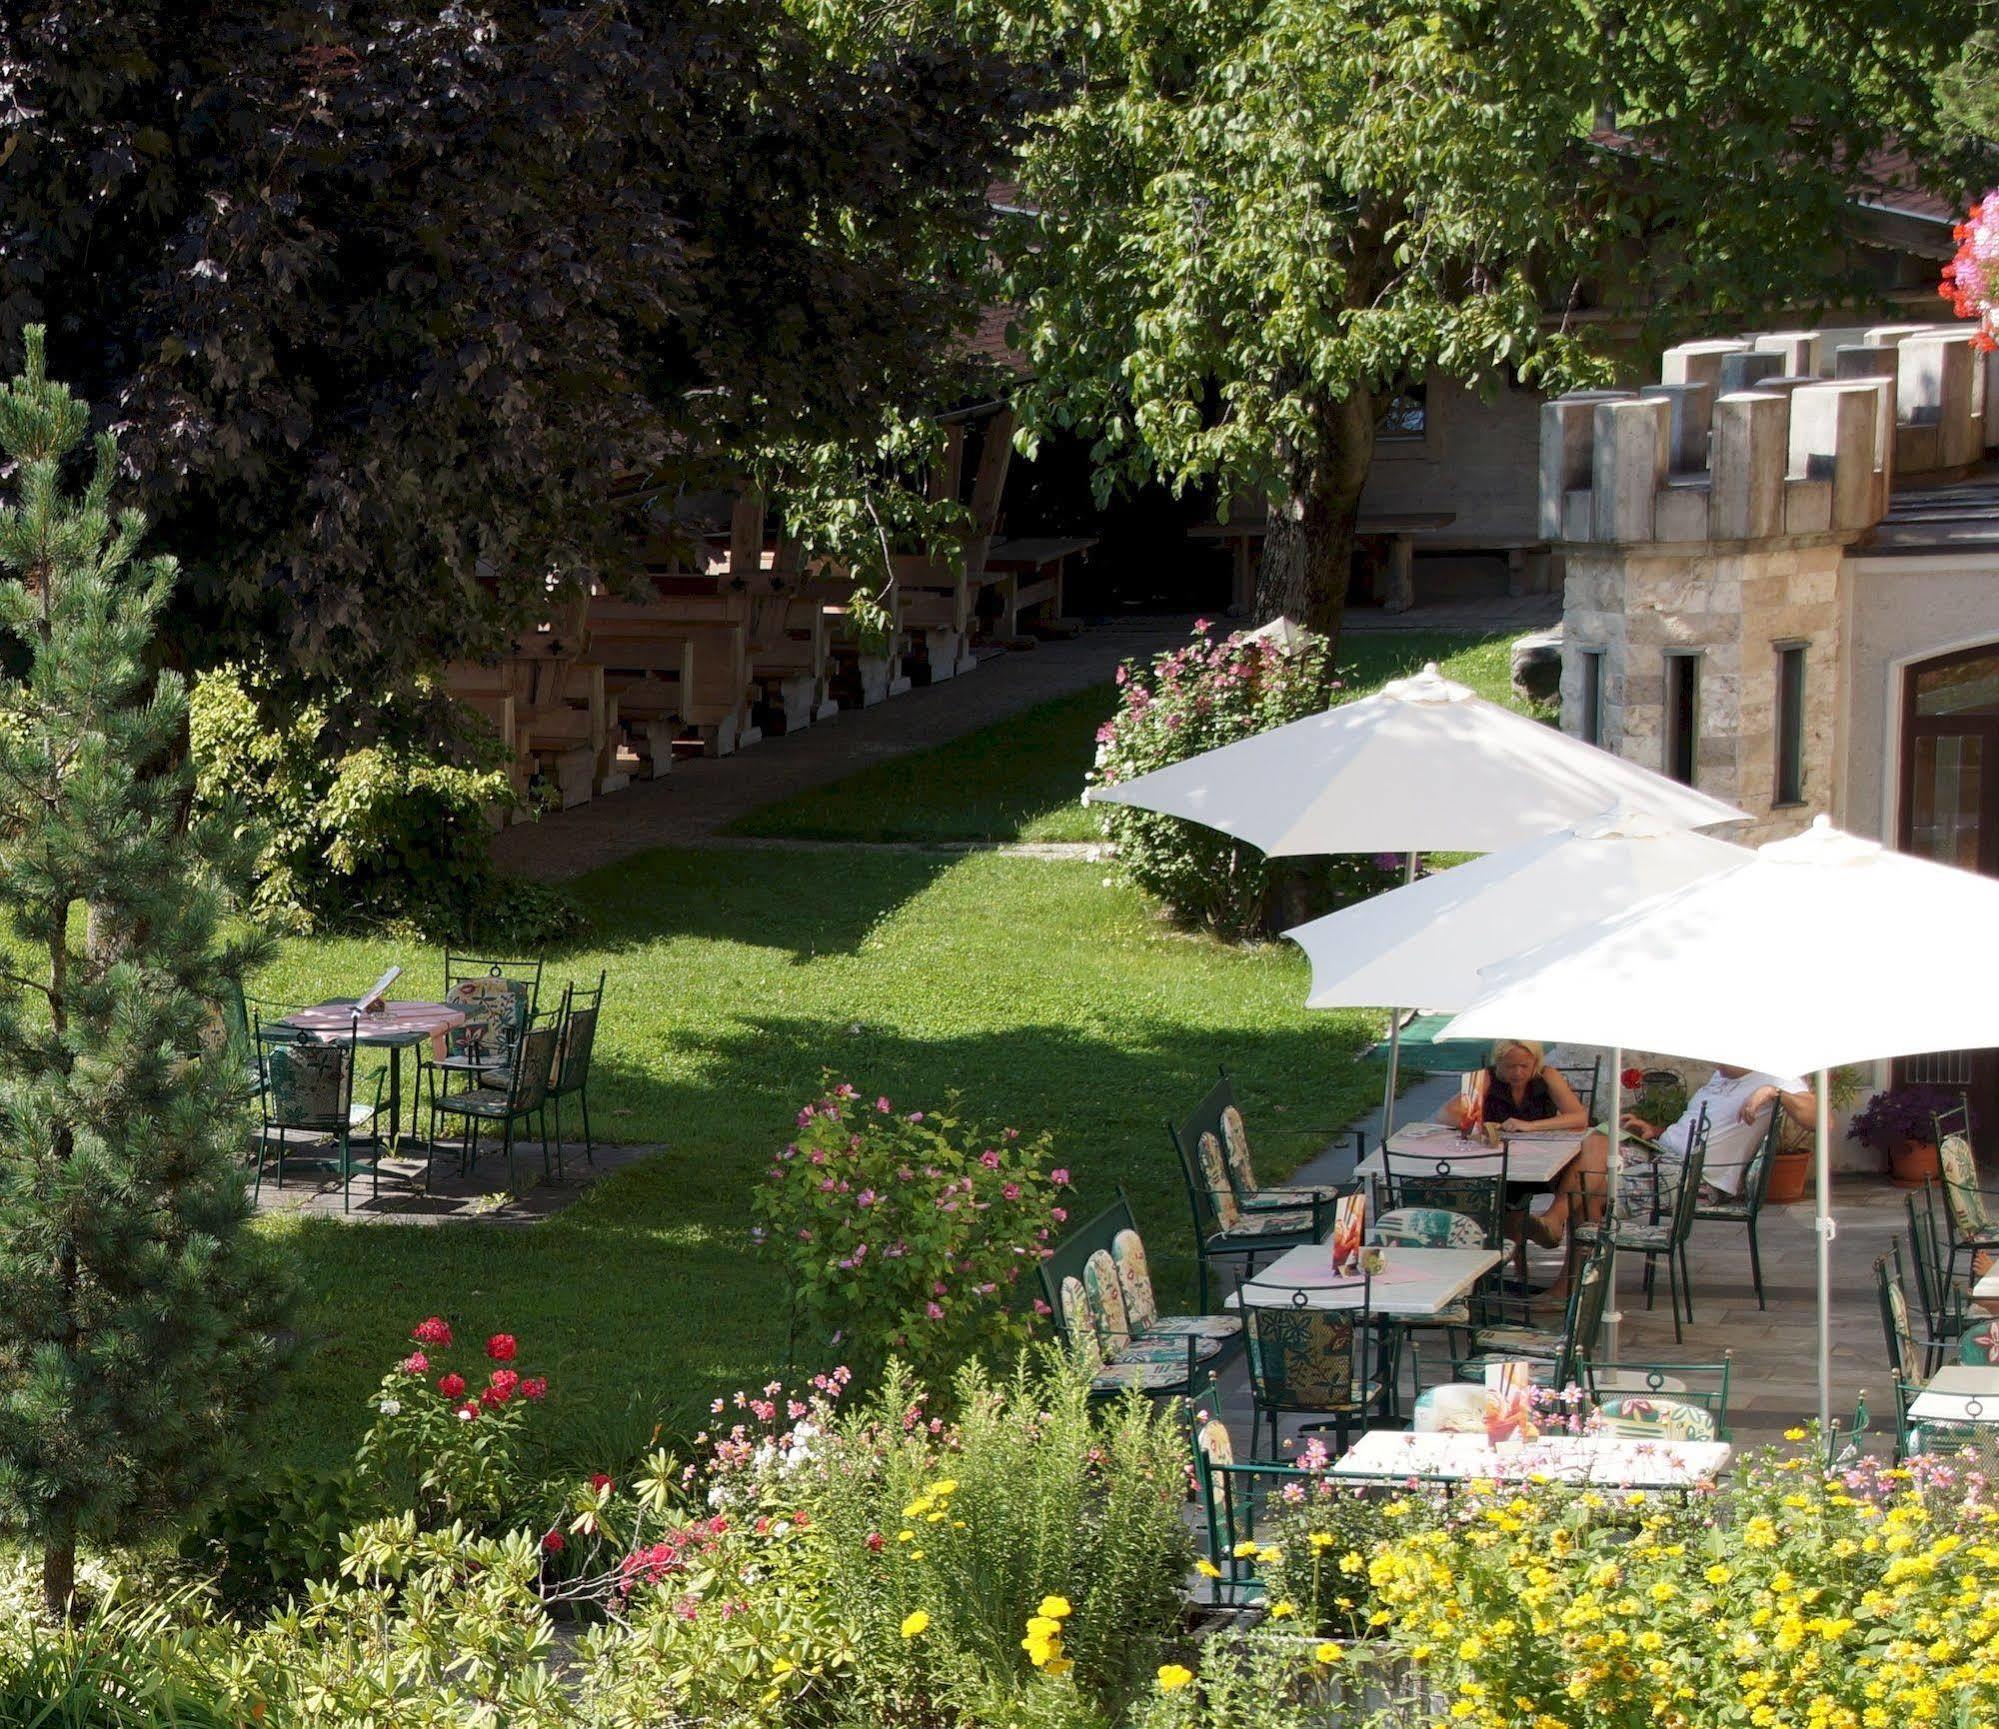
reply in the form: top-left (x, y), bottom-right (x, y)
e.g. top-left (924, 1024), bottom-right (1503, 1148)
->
top-left (264, 1040), bottom-right (350, 1128)
top-left (1084, 1249), bottom-right (1133, 1354)
top-left (446, 975), bottom-right (530, 1064)
top-left (1218, 1208), bottom-right (1317, 1240)
top-left (1059, 1276), bottom-right (1096, 1349)
top-left (1590, 1394), bottom-right (1719, 1443)
top-left (1940, 1134), bottom-right (1988, 1234)
top-left (1221, 1105), bottom-right (1259, 1198)
top-left (1111, 1227), bottom-right (1161, 1331)
top-left (1197, 1131), bottom-right (1242, 1230)
top-left (1886, 1275), bottom-right (1920, 1379)
top-left (1961, 1320), bottom-right (1999, 1367)
top-left (1468, 1325), bottom-right (1561, 1361)
top-left (1374, 1206), bottom-right (1486, 1250)
top-left (1413, 1382), bottom-right (1491, 1434)
top-left (1090, 1358), bottom-right (1187, 1394)
top-left (1195, 1413), bottom-right (1235, 1468)
top-left (1245, 1309), bottom-right (1362, 1409)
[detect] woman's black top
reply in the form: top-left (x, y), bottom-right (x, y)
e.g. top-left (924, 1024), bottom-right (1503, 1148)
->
top-left (1483, 1066), bottom-right (1558, 1124)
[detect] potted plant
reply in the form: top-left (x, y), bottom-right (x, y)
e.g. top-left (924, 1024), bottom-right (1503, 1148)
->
top-left (1847, 1083), bottom-right (1963, 1188)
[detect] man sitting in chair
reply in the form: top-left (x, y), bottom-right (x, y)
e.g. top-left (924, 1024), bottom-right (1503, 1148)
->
top-left (1622, 1065), bottom-right (1817, 1203)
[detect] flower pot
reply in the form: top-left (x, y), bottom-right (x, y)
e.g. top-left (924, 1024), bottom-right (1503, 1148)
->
top-left (1765, 1146), bottom-right (1810, 1204)
top-left (1887, 1138), bottom-right (1942, 1189)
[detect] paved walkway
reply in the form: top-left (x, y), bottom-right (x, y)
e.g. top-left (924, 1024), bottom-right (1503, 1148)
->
top-left (249, 1137), bottom-right (657, 1225)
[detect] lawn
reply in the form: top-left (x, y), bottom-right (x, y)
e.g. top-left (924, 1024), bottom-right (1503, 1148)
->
top-left (729, 629), bottom-right (1522, 845)
top-left (239, 622), bottom-right (1513, 1475)
top-left (246, 850), bottom-right (1381, 1472)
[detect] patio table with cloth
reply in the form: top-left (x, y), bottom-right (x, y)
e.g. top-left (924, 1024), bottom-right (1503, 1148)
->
top-left (1357, 1122), bottom-right (1585, 1189)
top-left (1909, 1364), bottom-right (1999, 1425)
top-left (1332, 1429), bottom-right (1731, 1487)
top-left (278, 1000), bottom-right (467, 1153)
top-left (1230, 1244), bottom-right (1499, 1317)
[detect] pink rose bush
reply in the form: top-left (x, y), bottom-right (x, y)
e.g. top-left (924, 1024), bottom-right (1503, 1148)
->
top-left (1943, 193), bottom-right (1999, 349)
top-left (752, 1079), bottom-right (1070, 1383)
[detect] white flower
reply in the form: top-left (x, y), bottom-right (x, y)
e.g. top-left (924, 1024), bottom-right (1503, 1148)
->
top-left (457, 1408), bottom-right (474, 1423)
top-left (378, 1399), bottom-right (401, 1417)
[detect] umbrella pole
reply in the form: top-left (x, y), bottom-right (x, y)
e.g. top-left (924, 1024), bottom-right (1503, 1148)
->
top-left (1816, 1068), bottom-right (1833, 1435)
top-left (1378, 853), bottom-right (1421, 1140)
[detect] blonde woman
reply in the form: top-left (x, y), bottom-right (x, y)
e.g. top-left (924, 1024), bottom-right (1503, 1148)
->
top-left (1435, 1039), bottom-right (1589, 1253)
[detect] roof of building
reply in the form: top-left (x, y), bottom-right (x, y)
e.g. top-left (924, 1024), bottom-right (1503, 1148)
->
top-left (1854, 469), bottom-right (1999, 556)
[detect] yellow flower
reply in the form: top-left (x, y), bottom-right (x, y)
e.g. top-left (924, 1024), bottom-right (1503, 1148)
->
top-left (1026, 1617), bottom-right (1063, 1638)
top-left (1785, 1428), bottom-right (1807, 1442)
top-left (1157, 1664), bottom-right (1194, 1693)
top-left (929, 1478), bottom-right (959, 1496)
top-left (771, 1658), bottom-right (796, 1679)
top-left (1195, 1560), bottom-right (1221, 1579)
top-left (900, 1610), bottom-right (930, 1639)
top-left (1309, 1533), bottom-right (1336, 1551)
top-left (1232, 1541), bottom-right (1259, 1558)
top-left (911, 1550), bottom-right (925, 1560)
top-left (1044, 1657), bottom-right (1073, 1677)
top-left (1315, 1642), bottom-right (1342, 1664)
top-left (1039, 1595), bottom-right (1073, 1620)
top-left (1706, 1564), bottom-right (1732, 1584)
top-left (902, 1500), bottom-right (932, 1519)
top-left (897, 1530), bottom-right (914, 1542)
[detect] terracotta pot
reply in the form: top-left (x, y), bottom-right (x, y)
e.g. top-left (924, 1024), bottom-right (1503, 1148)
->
top-left (1887, 1138), bottom-right (1942, 1190)
top-left (1765, 1146), bottom-right (1811, 1204)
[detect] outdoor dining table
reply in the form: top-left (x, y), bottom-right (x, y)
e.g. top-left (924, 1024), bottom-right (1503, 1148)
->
top-left (1229, 1243), bottom-right (1500, 1318)
top-left (277, 999), bottom-right (467, 1153)
top-left (1332, 1428), bottom-right (1732, 1488)
top-left (1355, 1121), bottom-right (1585, 1188)
top-left (1972, 1266), bottom-right (1999, 1302)
top-left (1908, 1363), bottom-right (1999, 1426)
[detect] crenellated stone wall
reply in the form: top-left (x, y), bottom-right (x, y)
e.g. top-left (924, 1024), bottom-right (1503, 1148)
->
top-left (1551, 321), bottom-right (1996, 842)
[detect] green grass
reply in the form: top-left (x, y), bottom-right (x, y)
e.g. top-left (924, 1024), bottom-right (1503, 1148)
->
top-left (245, 850), bottom-right (1380, 1471)
top-left (730, 629), bottom-right (1520, 846)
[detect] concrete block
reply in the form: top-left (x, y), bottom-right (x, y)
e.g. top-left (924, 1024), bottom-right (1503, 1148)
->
top-left (1641, 382), bottom-right (1715, 473)
top-left (1787, 381), bottom-right (1879, 531)
top-left (1590, 397), bottom-right (1670, 542)
top-left (1813, 326), bottom-right (1874, 368)
top-left (1663, 340), bottom-right (1749, 398)
top-left (1896, 333), bottom-right (1977, 469)
top-left (1754, 331), bottom-right (1822, 376)
top-left (1752, 375), bottom-right (1818, 401)
top-left (1711, 392), bottom-right (1787, 540)
top-left (1783, 478), bottom-right (1832, 536)
top-left (1832, 347), bottom-right (1899, 513)
top-left (1540, 397), bottom-right (1607, 539)
top-left (1719, 351), bottom-right (1784, 394)
top-left (1896, 421), bottom-right (1941, 474)
top-left (1562, 489), bottom-right (1593, 543)
top-left (1866, 322), bottom-right (1947, 348)
top-left (1654, 481), bottom-right (1711, 542)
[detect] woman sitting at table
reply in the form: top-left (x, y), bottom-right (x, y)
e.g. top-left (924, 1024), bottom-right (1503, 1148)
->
top-left (1433, 1039), bottom-right (1589, 1248)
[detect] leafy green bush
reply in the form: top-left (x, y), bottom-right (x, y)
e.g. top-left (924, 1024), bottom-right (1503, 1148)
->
top-left (752, 1079), bottom-right (1069, 1388)
top-left (173, 1466), bottom-right (365, 1617)
top-left (189, 663), bottom-right (581, 944)
top-left (1091, 624), bottom-right (1399, 937)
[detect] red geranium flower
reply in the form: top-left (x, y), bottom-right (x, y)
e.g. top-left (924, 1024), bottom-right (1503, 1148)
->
top-left (520, 1376), bottom-right (549, 1401)
top-left (400, 1352), bottom-right (429, 1376)
top-left (412, 1316), bottom-right (452, 1347)
top-left (1620, 1067), bottom-right (1644, 1090)
top-left (487, 1368), bottom-right (521, 1403)
top-left (542, 1530), bottom-right (566, 1553)
top-left (486, 1333), bottom-right (518, 1363)
top-left (590, 1472), bottom-right (614, 1493)
top-left (866, 1530), bottom-right (885, 1552)
top-left (438, 1372), bottom-right (467, 1398)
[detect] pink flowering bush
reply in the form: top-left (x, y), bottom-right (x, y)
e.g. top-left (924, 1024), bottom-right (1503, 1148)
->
top-left (354, 1315), bottom-right (551, 1528)
top-left (752, 1080), bottom-right (1069, 1386)
top-left (1943, 193), bottom-right (1999, 348)
top-left (1091, 622), bottom-right (1399, 936)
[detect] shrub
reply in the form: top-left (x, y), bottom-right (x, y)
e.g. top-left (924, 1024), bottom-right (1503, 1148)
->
top-left (189, 663), bottom-right (581, 944)
top-left (173, 1466), bottom-right (365, 1616)
top-left (1090, 623), bottom-right (1399, 937)
top-left (752, 1080), bottom-right (1070, 1387)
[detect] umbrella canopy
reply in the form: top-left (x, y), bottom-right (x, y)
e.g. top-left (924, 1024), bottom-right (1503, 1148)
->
top-left (1087, 662), bottom-right (1746, 854)
top-left (1443, 815), bottom-right (1999, 1076)
top-left (1442, 814), bottom-right (1999, 1432)
top-left (1284, 805), bottom-right (1751, 1013)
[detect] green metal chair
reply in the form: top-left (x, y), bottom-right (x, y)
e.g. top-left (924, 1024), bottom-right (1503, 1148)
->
top-left (1240, 1279), bottom-right (1395, 1459)
top-left (1930, 1099), bottom-right (1999, 1289)
top-left (1168, 1075), bottom-right (1334, 1312)
top-left (1693, 1100), bottom-right (1786, 1309)
top-left (1456, 1228), bottom-right (1613, 1391)
top-left (541, 971), bottom-right (605, 1173)
top-left (252, 1014), bottom-right (387, 1212)
top-left (1906, 1185), bottom-right (1973, 1350)
top-left (433, 952), bottom-right (544, 1080)
top-left (1874, 1249), bottom-right (1995, 1460)
top-left (1573, 1121), bottom-right (1708, 1343)
top-left (1556, 1058), bottom-right (1600, 1121)
top-left (1185, 1385), bottom-right (1312, 1607)
top-left (1583, 1355), bottom-right (1734, 1442)
top-left (427, 1018), bottom-right (560, 1190)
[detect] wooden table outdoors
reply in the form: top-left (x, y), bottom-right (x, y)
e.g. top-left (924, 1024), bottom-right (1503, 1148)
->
top-left (1230, 1243), bottom-right (1500, 1317)
top-left (1356, 1121), bottom-right (1586, 1187)
top-left (278, 999), bottom-right (467, 1151)
top-left (1909, 1363), bottom-right (1999, 1425)
top-left (1332, 1429), bottom-right (1732, 1488)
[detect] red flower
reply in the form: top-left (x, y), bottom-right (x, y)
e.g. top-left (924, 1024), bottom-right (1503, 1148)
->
top-left (412, 1316), bottom-right (452, 1347)
top-left (542, 1530), bottom-right (566, 1553)
top-left (485, 1333), bottom-right (518, 1363)
top-left (400, 1352), bottom-right (429, 1376)
top-left (1620, 1067), bottom-right (1644, 1090)
top-left (438, 1372), bottom-right (466, 1398)
top-left (457, 1400), bottom-right (481, 1421)
top-left (487, 1368), bottom-right (521, 1403)
top-left (590, 1472), bottom-right (614, 1493)
top-left (866, 1530), bottom-right (885, 1552)
top-left (520, 1376), bottom-right (549, 1401)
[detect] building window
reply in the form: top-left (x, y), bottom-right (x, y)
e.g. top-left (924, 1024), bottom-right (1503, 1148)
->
top-left (1774, 643), bottom-right (1807, 806)
top-left (1376, 385), bottom-right (1427, 441)
top-left (1665, 651), bottom-right (1701, 785)
top-left (1579, 648), bottom-right (1605, 746)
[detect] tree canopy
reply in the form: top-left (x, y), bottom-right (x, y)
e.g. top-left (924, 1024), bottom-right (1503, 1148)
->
top-left (972, 0), bottom-right (1980, 635)
top-left (0, 3), bottom-right (1027, 692)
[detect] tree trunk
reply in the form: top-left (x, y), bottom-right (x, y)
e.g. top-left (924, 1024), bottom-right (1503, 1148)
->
top-left (1252, 388), bottom-right (1379, 647)
top-left (42, 1520), bottom-right (75, 1621)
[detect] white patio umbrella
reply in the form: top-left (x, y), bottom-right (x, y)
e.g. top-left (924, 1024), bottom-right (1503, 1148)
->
top-left (1442, 815), bottom-right (1999, 1430)
top-left (1089, 662), bottom-right (1746, 1128)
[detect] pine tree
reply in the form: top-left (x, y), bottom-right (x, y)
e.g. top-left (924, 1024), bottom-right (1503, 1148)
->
top-left (0, 328), bottom-right (290, 1618)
